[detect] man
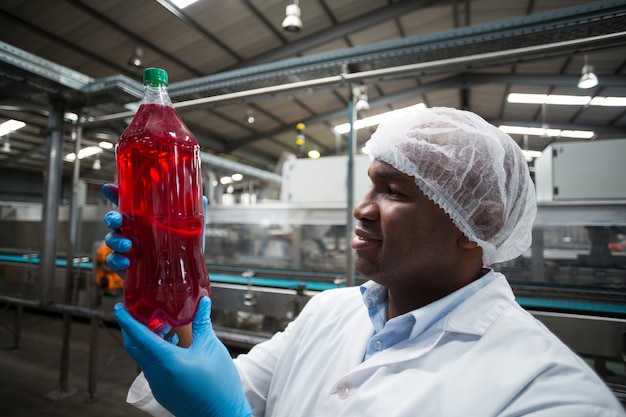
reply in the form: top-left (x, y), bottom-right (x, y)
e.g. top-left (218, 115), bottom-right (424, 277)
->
top-left (106, 106), bottom-right (625, 417)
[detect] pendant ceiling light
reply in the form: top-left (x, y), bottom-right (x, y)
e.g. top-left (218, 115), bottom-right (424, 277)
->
top-left (282, 1), bottom-right (303, 33)
top-left (577, 55), bottom-right (599, 89)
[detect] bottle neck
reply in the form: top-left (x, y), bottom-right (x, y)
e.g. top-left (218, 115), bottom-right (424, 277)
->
top-left (141, 84), bottom-right (172, 107)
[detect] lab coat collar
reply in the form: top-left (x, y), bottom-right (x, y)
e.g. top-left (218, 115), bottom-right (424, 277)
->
top-left (443, 271), bottom-right (516, 336)
top-left (353, 271), bottom-right (515, 371)
top-left (360, 269), bottom-right (506, 339)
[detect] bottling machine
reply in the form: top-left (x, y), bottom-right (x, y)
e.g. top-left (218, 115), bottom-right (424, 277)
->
top-left (0, 148), bottom-right (625, 400)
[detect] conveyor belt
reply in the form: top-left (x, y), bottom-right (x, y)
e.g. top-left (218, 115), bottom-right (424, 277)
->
top-left (208, 273), bottom-right (343, 292)
top-left (0, 254), bottom-right (342, 291)
top-left (0, 253), bottom-right (93, 268)
top-left (517, 296), bottom-right (626, 316)
top-left (1, 253), bottom-right (624, 315)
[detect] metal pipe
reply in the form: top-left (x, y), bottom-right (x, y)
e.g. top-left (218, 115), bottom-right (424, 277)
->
top-left (345, 86), bottom-right (357, 287)
top-left (65, 119), bottom-right (82, 305)
top-left (87, 315), bottom-right (99, 402)
top-left (59, 117), bottom-right (83, 398)
top-left (39, 99), bottom-right (65, 304)
top-left (13, 303), bottom-right (22, 349)
top-left (0, 295), bottom-right (116, 320)
top-left (200, 152), bottom-right (282, 184)
top-left (341, 31), bottom-right (626, 82)
top-left (82, 31), bottom-right (626, 128)
top-left (82, 75), bottom-right (342, 127)
top-left (0, 293), bottom-right (269, 350)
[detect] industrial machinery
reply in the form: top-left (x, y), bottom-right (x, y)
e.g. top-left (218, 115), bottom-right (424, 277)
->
top-left (94, 241), bottom-right (124, 296)
top-left (0, 150), bottom-right (625, 400)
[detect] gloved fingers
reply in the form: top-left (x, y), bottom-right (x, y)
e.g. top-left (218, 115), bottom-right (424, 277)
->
top-left (194, 296), bottom-right (213, 327)
top-left (157, 323), bottom-right (172, 338)
top-left (116, 297), bottom-right (253, 417)
top-left (114, 303), bottom-right (174, 363)
top-left (104, 211), bottom-right (123, 230)
top-left (102, 183), bottom-right (119, 206)
top-left (191, 296), bottom-right (215, 347)
top-left (106, 252), bottom-right (130, 274)
top-left (166, 332), bottom-right (179, 346)
top-left (105, 231), bottom-right (132, 253)
top-left (159, 325), bottom-right (181, 345)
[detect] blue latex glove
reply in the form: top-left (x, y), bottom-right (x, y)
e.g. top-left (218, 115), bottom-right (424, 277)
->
top-left (115, 297), bottom-right (253, 417)
top-left (101, 183), bottom-right (208, 275)
top-left (103, 211), bottom-right (131, 276)
top-left (102, 183), bottom-right (131, 276)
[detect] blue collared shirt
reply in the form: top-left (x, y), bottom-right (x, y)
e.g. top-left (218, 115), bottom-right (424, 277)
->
top-left (360, 269), bottom-right (495, 361)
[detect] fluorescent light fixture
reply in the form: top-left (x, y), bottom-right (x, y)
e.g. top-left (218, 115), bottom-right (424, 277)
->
top-left (334, 103), bottom-right (426, 134)
top-left (307, 150), bottom-right (321, 159)
top-left (589, 96), bottom-right (626, 106)
top-left (99, 141), bottom-right (114, 149)
top-left (558, 130), bottom-right (596, 139)
top-left (231, 173), bottom-right (243, 182)
top-left (0, 119), bottom-right (26, 137)
top-left (171, 0), bottom-right (200, 9)
top-left (508, 93), bottom-right (590, 106)
top-left (499, 125), bottom-right (595, 139)
top-left (65, 146), bottom-right (103, 161)
top-left (64, 112), bottom-right (78, 122)
top-left (521, 150), bottom-right (543, 161)
top-left (220, 176), bottom-right (233, 185)
top-left (507, 93), bottom-right (626, 107)
top-left (124, 102), bottom-right (141, 112)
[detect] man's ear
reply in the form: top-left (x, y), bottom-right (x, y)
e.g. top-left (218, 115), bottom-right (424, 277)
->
top-left (458, 234), bottom-right (479, 249)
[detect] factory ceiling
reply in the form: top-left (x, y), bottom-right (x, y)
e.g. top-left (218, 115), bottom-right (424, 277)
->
top-left (0, 0), bottom-right (626, 187)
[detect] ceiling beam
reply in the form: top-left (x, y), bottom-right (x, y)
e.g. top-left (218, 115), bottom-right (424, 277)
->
top-left (67, 0), bottom-right (204, 76)
top-left (155, 0), bottom-right (243, 62)
top-left (0, 9), bottom-right (130, 78)
top-left (224, 72), bottom-right (626, 151)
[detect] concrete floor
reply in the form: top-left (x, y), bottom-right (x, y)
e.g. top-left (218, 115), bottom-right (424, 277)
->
top-left (0, 304), bottom-right (146, 417)
top-left (2, 300), bottom-right (624, 416)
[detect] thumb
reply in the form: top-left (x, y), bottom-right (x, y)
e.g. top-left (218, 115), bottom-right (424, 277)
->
top-left (102, 183), bottom-right (119, 206)
top-left (190, 297), bottom-right (214, 347)
top-left (114, 303), bottom-right (171, 362)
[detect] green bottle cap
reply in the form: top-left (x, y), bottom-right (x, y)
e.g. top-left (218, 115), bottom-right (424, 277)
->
top-left (143, 68), bottom-right (168, 87)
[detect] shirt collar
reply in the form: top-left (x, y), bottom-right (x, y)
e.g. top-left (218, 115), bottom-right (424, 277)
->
top-left (360, 269), bottom-right (496, 338)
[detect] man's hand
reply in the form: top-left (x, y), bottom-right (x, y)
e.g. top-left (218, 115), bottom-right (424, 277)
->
top-left (115, 297), bottom-right (253, 417)
top-left (101, 183), bottom-right (208, 275)
top-left (102, 184), bottom-right (132, 276)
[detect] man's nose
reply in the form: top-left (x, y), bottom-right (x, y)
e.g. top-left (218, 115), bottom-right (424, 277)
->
top-left (353, 193), bottom-right (377, 220)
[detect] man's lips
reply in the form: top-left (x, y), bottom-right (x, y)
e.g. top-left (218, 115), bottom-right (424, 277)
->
top-left (352, 226), bottom-right (381, 250)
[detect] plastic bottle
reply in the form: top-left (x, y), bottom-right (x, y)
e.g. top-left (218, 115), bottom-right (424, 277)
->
top-left (116, 67), bottom-right (210, 332)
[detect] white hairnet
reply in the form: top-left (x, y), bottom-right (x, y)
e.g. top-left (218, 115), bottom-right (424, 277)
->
top-left (364, 106), bottom-right (537, 265)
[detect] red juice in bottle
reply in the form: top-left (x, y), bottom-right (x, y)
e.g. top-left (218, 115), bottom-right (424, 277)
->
top-left (116, 68), bottom-right (209, 332)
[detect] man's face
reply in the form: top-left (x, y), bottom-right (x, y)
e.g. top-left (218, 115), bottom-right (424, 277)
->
top-left (352, 159), bottom-right (463, 294)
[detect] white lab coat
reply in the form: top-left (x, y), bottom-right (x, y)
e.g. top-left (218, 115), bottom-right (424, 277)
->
top-left (128, 272), bottom-right (625, 416)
